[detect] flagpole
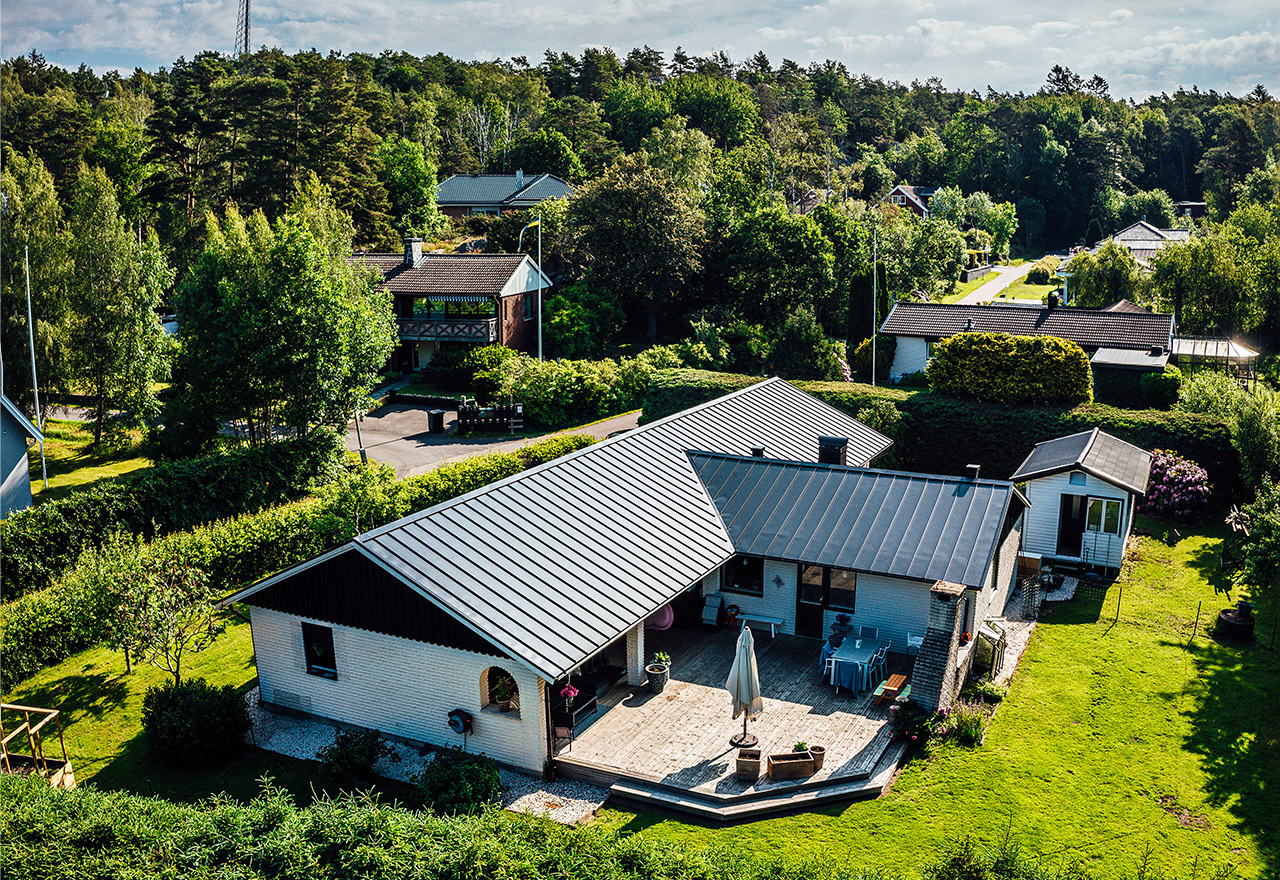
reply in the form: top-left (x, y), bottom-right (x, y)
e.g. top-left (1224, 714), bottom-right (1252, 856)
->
top-left (871, 230), bottom-right (878, 388)
top-left (537, 212), bottom-right (543, 362)
top-left (25, 246), bottom-right (48, 488)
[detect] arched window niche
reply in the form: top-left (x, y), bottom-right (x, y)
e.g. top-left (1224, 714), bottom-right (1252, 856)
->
top-left (481, 666), bottom-right (520, 717)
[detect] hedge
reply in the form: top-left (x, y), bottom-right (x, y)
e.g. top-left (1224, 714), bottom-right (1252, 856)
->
top-left (927, 333), bottom-right (1093, 405)
top-left (0, 434), bottom-right (596, 690)
top-left (1093, 364), bottom-right (1182, 409)
top-left (1026, 254), bottom-right (1061, 284)
top-left (0, 431), bottom-right (345, 600)
top-left (0, 773), bottom-right (1105, 880)
top-left (640, 369), bottom-right (764, 423)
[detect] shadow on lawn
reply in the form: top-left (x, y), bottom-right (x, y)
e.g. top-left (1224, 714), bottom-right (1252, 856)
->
top-left (1174, 631), bottom-right (1280, 879)
top-left (14, 670), bottom-right (129, 722)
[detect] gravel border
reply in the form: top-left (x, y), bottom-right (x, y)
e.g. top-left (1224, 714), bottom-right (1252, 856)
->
top-left (243, 688), bottom-right (608, 824)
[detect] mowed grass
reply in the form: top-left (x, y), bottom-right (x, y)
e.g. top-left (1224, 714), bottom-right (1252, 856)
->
top-left (29, 419), bottom-right (152, 503)
top-left (598, 520), bottom-right (1276, 878)
top-left (990, 278), bottom-right (1057, 301)
top-left (0, 616), bottom-right (412, 806)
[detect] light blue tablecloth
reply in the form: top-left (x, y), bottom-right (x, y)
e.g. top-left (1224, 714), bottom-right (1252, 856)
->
top-left (819, 638), bottom-right (890, 693)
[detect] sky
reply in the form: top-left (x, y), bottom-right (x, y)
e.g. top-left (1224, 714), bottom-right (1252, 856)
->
top-left (3, 0), bottom-right (1278, 100)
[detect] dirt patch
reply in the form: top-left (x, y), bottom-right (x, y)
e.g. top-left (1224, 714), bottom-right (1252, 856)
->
top-left (1156, 794), bottom-right (1210, 829)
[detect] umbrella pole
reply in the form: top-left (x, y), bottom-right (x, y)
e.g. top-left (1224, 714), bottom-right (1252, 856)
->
top-left (729, 713), bottom-right (757, 748)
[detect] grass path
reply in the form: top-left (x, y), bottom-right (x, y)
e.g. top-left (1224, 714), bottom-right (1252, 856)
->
top-left (29, 419), bottom-right (152, 503)
top-left (597, 522), bottom-right (1275, 878)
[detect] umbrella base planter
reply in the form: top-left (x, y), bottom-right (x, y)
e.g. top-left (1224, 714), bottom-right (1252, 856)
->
top-left (646, 664), bottom-right (670, 694)
top-left (767, 751), bottom-right (816, 780)
top-left (735, 748), bottom-right (761, 780)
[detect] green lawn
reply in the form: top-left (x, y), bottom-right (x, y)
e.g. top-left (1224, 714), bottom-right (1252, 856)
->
top-left (598, 520), bottom-right (1276, 878)
top-left (988, 279), bottom-right (1057, 301)
top-left (940, 271), bottom-right (1001, 303)
top-left (1, 616), bottom-right (413, 806)
top-left (29, 419), bottom-right (153, 504)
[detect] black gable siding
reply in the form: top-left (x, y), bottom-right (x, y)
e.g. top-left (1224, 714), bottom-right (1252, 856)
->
top-left (247, 548), bottom-right (509, 659)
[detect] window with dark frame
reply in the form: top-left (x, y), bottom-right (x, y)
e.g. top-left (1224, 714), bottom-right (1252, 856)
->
top-left (828, 568), bottom-right (857, 611)
top-left (302, 622), bottom-right (337, 679)
top-left (523, 292), bottom-right (533, 320)
top-left (723, 556), bottom-right (765, 596)
top-left (797, 564), bottom-right (857, 612)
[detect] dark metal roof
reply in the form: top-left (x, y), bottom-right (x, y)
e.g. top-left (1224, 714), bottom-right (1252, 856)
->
top-left (691, 452), bottom-right (1025, 589)
top-left (880, 302), bottom-right (1174, 351)
top-left (1090, 347), bottom-right (1169, 370)
top-left (353, 253), bottom-right (547, 298)
top-left (1, 396), bottom-right (43, 443)
top-left (1009, 428), bottom-right (1152, 495)
top-left (225, 379), bottom-right (892, 681)
top-left (436, 173), bottom-right (572, 207)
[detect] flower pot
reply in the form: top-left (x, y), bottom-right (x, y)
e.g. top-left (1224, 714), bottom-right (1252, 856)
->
top-left (767, 751), bottom-right (816, 780)
top-left (498, 699), bottom-right (513, 713)
top-left (646, 663), bottom-right (670, 694)
top-left (808, 745), bottom-right (825, 771)
top-left (735, 748), bottom-right (761, 780)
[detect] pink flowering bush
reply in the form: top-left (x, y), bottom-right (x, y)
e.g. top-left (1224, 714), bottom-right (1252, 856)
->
top-left (1139, 449), bottom-right (1212, 521)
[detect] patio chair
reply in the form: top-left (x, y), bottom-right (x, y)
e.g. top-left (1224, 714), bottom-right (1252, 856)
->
top-left (867, 646), bottom-right (888, 690)
top-left (553, 725), bottom-right (574, 752)
top-left (822, 655), bottom-right (838, 689)
top-left (859, 625), bottom-right (879, 640)
top-left (905, 632), bottom-right (924, 656)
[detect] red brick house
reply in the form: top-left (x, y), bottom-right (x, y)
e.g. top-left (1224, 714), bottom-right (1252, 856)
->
top-left (883, 184), bottom-right (937, 218)
top-left (435, 171), bottom-right (572, 218)
top-left (356, 240), bottom-right (550, 370)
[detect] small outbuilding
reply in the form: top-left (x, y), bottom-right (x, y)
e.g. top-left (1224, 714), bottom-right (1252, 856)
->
top-left (1010, 429), bottom-right (1152, 573)
top-left (1, 396), bottom-right (44, 519)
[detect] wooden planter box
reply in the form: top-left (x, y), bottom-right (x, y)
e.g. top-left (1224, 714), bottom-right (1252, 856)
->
top-left (735, 748), bottom-right (761, 780)
top-left (766, 751), bottom-right (815, 780)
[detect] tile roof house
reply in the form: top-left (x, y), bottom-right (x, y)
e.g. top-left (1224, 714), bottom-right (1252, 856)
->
top-left (354, 240), bottom-right (551, 369)
top-left (1011, 429), bottom-right (1151, 571)
top-left (435, 171), bottom-right (572, 217)
top-left (883, 184), bottom-right (937, 218)
top-left (1089, 220), bottom-right (1191, 268)
top-left (878, 301), bottom-right (1176, 381)
top-left (221, 379), bottom-right (1026, 790)
top-left (1, 396), bottom-right (44, 519)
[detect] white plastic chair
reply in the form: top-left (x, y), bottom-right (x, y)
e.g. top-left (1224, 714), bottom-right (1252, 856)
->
top-left (866, 646), bottom-right (888, 691)
top-left (822, 655), bottom-right (837, 687)
top-left (859, 625), bottom-right (879, 640)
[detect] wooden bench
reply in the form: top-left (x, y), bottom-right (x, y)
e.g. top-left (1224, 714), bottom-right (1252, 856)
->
top-left (737, 613), bottom-right (785, 637)
top-left (873, 673), bottom-right (908, 706)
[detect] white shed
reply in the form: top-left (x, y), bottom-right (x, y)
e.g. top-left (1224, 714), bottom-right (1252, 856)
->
top-left (1010, 429), bottom-right (1152, 572)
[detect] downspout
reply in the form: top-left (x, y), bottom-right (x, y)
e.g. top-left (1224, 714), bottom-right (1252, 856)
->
top-left (542, 675), bottom-right (556, 780)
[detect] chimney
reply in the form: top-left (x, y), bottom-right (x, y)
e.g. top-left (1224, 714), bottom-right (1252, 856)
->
top-left (818, 436), bottom-right (848, 466)
top-left (965, 463), bottom-right (981, 480)
top-left (1047, 292), bottom-right (1059, 309)
top-left (403, 237), bottom-right (422, 267)
top-left (516, 169), bottom-right (524, 190)
top-left (750, 445), bottom-right (766, 458)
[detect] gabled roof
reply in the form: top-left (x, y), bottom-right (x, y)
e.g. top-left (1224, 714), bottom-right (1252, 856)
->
top-left (879, 302), bottom-right (1174, 351)
top-left (436, 173), bottom-right (572, 208)
top-left (224, 379), bottom-right (892, 682)
top-left (1, 396), bottom-right (43, 444)
top-left (1092, 222), bottom-right (1190, 268)
top-left (1009, 428), bottom-right (1151, 496)
top-left (886, 184), bottom-right (936, 212)
top-left (353, 253), bottom-right (550, 298)
top-left (691, 452), bottom-right (1026, 589)
top-left (1101, 299), bottom-right (1152, 314)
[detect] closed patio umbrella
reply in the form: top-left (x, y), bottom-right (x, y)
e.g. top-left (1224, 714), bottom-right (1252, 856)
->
top-left (725, 625), bottom-right (763, 747)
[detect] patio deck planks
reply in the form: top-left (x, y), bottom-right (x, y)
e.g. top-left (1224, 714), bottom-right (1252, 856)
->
top-left (560, 628), bottom-right (902, 798)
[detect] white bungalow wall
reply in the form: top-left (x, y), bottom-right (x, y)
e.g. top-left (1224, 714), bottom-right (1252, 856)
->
top-left (1022, 470), bottom-right (1131, 569)
top-left (889, 337), bottom-right (928, 380)
top-left (249, 606), bottom-right (548, 773)
top-left (826, 573), bottom-right (932, 650)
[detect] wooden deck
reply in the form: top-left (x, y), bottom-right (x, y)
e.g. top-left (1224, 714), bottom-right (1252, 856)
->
top-left (557, 627), bottom-right (906, 804)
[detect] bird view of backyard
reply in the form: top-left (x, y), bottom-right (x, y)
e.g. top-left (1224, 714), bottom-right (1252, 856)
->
top-left (1, 2), bottom-right (1278, 877)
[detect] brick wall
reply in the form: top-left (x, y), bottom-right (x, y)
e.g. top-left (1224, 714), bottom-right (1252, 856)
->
top-left (910, 581), bottom-right (965, 711)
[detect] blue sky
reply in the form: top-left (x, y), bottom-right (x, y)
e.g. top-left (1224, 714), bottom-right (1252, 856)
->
top-left (3, 0), bottom-right (1277, 100)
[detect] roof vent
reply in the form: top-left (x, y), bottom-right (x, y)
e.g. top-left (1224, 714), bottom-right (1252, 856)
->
top-left (966, 463), bottom-right (981, 480)
top-left (1047, 293), bottom-right (1059, 309)
top-left (818, 436), bottom-right (848, 466)
top-left (963, 317), bottom-right (974, 332)
top-left (750, 446), bottom-right (766, 458)
top-left (1149, 345), bottom-right (1164, 356)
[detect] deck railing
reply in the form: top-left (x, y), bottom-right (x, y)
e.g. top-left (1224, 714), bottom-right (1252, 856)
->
top-left (1, 703), bottom-right (70, 785)
top-left (398, 317), bottom-right (497, 342)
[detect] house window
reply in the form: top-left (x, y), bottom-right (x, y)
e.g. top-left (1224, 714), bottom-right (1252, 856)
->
top-left (828, 568), bottom-right (857, 612)
top-left (302, 622), bottom-right (337, 679)
top-left (797, 565), bottom-right (857, 611)
top-left (482, 666), bottom-right (520, 715)
top-left (1069, 472), bottom-right (1087, 486)
top-left (1086, 498), bottom-right (1122, 535)
top-left (523, 292), bottom-right (533, 320)
top-left (891, 194), bottom-right (906, 205)
top-left (724, 556), bottom-right (765, 596)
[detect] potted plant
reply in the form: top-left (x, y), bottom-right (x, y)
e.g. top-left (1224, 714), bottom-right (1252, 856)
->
top-left (560, 683), bottom-right (579, 709)
top-left (493, 675), bottom-right (516, 712)
top-left (808, 744), bottom-right (826, 771)
top-left (646, 651), bottom-right (671, 694)
top-left (829, 613), bottom-right (853, 648)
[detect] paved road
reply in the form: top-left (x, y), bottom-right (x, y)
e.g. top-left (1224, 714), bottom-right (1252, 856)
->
top-left (345, 405), bottom-right (641, 478)
top-left (954, 262), bottom-right (1035, 305)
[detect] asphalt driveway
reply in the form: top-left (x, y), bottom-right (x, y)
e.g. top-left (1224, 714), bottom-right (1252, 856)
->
top-left (344, 404), bottom-right (640, 478)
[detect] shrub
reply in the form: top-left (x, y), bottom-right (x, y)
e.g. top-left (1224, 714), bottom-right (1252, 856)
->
top-left (849, 334), bottom-right (896, 383)
top-left (0, 431), bottom-right (344, 600)
top-left (1140, 449), bottom-right (1212, 521)
top-left (767, 309), bottom-right (842, 381)
top-left (1176, 370), bottom-right (1246, 420)
top-left (416, 748), bottom-right (502, 814)
top-left (946, 702), bottom-right (989, 746)
top-left (141, 678), bottom-right (250, 766)
top-left (897, 370), bottom-right (929, 387)
top-left (419, 343), bottom-right (474, 389)
top-left (927, 333), bottom-right (1092, 405)
top-left (888, 701), bottom-right (932, 743)
top-left (961, 677), bottom-right (1009, 703)
top-left (460, 344), bottom-right (518, 402)
top-left (1139, 365), bottom-right (1182, 408)
top-left (318, 727), bottom-right (399, 784)
top-left (1025, 254), bottom-right (1061, 284)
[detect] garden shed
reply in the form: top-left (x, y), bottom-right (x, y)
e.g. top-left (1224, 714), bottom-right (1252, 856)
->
top-left (1011, 429), bottom-right (1151, 572)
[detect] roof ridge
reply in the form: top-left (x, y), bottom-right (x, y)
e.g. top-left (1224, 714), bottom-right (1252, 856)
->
top-left (688, 449), bottom-right (1019, 489)
top-left (1079, 427), bottom-right (1101, 465)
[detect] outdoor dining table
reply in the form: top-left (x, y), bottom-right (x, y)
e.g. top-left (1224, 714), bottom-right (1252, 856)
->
top-left (820, 638), bottom-right (891, 694)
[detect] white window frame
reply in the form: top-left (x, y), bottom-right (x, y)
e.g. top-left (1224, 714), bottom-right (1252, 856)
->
top-left (1086, 497), bottom-right (1122, 535)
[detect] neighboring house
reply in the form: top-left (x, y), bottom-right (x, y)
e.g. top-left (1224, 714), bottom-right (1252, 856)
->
top-left (1011, 429), bottom-right (1151, 573)
top-left (1173, 201), bottom-right (1208, 219)
top-left (1, 396), bottom-right (43, 519)
top-left (220, 379), bottom-right (1026, 774)
top-left (355, 239), bottom-right (551, 369)
top-left (883, 184), bottom-right (937, 218)
top-left (435, 172), bottom-right (572, 217)
top-left (878, 301), bottom-right (1175, 381)
top-left (1091, 220), bottom-right (1191, 269)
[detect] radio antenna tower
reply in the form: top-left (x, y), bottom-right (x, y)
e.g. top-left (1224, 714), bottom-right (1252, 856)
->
top-left (235, 0), bottom-right (251, 56)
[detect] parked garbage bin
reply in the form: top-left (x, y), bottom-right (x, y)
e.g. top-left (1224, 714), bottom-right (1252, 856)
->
top-left (427, 409), bottom-right (445, 434)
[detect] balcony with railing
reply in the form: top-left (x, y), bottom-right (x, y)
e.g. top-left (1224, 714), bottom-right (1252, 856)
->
top-left (397, 316), bottom-right (498, 343)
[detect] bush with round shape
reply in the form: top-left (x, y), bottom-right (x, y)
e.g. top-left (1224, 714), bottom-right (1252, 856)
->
top-left (416, 747), bottom-right (502, 814)
top-left (459, 345), bottom-right (518, 402)
top-left (1140, 449), bottom-right (1212, 521)
top-left (318, 727), bottom-right (399, 784)
top-left (141, 677), bottom-right (250, 766)
top-left (848, 334), bottom-right (896, 383)
top-left (927, 332), bottom-right (1092, 405)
